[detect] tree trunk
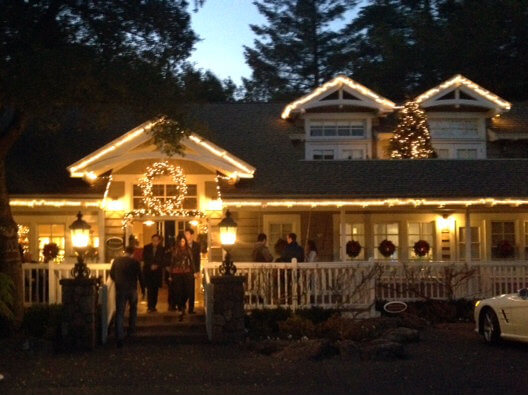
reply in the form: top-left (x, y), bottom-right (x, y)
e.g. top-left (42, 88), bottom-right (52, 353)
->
top-left (0, 108), bottom-right (26, 320)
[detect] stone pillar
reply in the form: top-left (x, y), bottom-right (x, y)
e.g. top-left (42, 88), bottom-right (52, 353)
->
top-left (60, 278), bottom-right (98, 350)
top-left (210, 276), bottom-right (245, 343)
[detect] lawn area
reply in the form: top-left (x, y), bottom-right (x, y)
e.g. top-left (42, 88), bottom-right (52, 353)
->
top-left (1, 323), bottom-right (528, 395)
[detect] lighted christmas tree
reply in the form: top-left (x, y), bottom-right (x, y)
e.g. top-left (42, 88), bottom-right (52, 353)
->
top-left (389, 100), bottom-right (436, 159)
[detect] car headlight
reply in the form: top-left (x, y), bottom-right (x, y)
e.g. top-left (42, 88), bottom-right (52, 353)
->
top-left (475, 300), bottom-right (481, 307)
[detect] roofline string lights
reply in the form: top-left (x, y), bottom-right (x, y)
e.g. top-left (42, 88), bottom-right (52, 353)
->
top-left (281, 75), bottom-right (396, 119)
top-left (222, 198), bottom-right (528, 208)
top-left (68, 120), bottom-right (158, 177)
top-left (414, 74), bottom-right (511, 110)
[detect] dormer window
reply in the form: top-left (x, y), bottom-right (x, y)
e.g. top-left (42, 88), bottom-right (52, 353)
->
top-left (313, 149), bottom-right (335, 160)
top-left (310, 120), bottom-right (365, 138)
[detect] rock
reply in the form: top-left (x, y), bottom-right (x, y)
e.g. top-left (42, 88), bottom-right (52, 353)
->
top-left (360, 339), bottom-right (406, 361)
top-left (248, 339), bottom-right (288, 356)
top-left (383, 327), bottom-right (420, 344)
top-left (274, 339), bottom-right (339, 361)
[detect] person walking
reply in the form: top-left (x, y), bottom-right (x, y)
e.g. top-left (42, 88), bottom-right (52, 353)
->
top-left (184, 228), bottom-right (201, 314)
top-left (252, 233), bottom-right (273, 262)
top-left (306, 240), bottom-right (318, 262)
top-left (280, 233), bottom-right (304, 263)
top-left (142, 234), bottom-right (165, 313)
top-left (110, 246), bottom-right (145, 348)
top-left (168, 233), bottom-right (194, 321)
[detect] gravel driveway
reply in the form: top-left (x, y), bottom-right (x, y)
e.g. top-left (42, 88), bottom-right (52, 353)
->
top-left (1, 323), bottom-right (527, 395)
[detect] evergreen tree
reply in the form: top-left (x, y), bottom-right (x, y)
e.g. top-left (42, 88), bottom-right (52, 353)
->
top-left (389, 101), bottom-right (436, 159)
top-left (243, 0), bottom-right (353, 101)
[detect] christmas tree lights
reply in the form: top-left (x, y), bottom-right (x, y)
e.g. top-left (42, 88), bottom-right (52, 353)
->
top-left (389, 101), bottom-right (436, 159)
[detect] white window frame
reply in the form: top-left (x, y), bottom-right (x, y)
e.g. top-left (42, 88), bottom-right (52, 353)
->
top-left (373, 222), bottom-right (399, 259)
top-left (309, 119), bottom-right (366, 139)
top-left (263, 214), bottom-right (301, 258)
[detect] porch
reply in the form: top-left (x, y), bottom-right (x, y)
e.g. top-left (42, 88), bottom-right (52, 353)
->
top-left (22, 260), bottom-right (528, 310)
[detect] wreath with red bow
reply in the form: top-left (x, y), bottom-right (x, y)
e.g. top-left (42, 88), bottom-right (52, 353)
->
top-left (378, 239), bottom-right (396, 258)
top-left (346, 240), bottom-right (362, 258)
top-left (496, 240), bottom-right (514, 258)
top-left (43, 243), bottom-right (59, 262)
top-left (413, 240), bottom-right (430, 257)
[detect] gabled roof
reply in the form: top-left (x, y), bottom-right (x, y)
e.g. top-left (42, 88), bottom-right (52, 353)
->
top-left (8, 102), bottom-right (528, 199)
top-left (67, 117), bottom-right (256, 180)
top-left (415, 74), bottom-right (511, 113)
top-left (281, 75), bottom-right (396, 119)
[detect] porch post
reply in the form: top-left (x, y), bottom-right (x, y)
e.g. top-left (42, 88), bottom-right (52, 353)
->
top-left (98, 208), bottom-right (105, 262)
top-left (465, 208), bottom-right (472, 264)
top-left (339, 208), bottom-right (346, 261)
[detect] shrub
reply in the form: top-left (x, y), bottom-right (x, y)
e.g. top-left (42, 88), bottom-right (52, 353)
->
top-left (377, 299), bottom-right (476, 323)
top-left (245, 308), bottom-right (292, 338)
top-left (278, 316), bottom-right (316, 338)
top-left (296, 307), bottom-right (338, 324)
top-left (21, 304), bottom-right (63, 339)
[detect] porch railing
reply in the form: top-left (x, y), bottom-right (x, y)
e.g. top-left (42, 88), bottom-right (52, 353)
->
top-left (203, 260), bottom-right (528, 312)
top-left (21, 262), bottom-right (112, 306)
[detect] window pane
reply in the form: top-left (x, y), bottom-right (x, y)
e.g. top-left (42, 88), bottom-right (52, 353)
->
top-left (491, 222), bottom-right (502, 234)
top-left (186, 184), bottom-right (197, 196)
top-left (408, 222), bottom-right (420, 235)
top-left (152, 185), bottom-right (164, 196)
top-left (503, 222), bottom-right (514, 234)
top-left (133, 184), bottom-right (142, 196)
top-left (387, 223), bottom-right (399, 234)
top-left (183, 198), bottom-right (197, 209)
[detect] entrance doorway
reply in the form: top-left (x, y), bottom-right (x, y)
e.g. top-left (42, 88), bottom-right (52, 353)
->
top-left (132, 219), bottom-right (191, 248)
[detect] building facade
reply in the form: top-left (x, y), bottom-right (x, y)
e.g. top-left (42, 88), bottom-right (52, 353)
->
top-left (9, 75), bottom-right (528, 266)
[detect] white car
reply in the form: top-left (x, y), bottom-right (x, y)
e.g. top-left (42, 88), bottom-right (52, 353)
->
top-left (474, 288), bottom-right (528, 344)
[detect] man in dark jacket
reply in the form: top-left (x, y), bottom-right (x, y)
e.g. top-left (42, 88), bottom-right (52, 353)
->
top-left (110, 246), bottom-right (145, 348)
top-left (281, 233), bottom-right (304, 263)
top-left (142, 234), bottom-right (165, 313)
top-left (185, 228), bottom-right (201, 314)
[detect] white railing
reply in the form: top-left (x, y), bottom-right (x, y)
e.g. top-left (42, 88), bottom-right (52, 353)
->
top-left (22, 262), bottom-right (112, 306)
top-left (203, 261), bottom-right (379, 312)
top-left (203, 260), bottom-right (528, 311)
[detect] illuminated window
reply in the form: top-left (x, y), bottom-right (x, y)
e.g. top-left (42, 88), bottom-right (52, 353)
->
top-left (342, 149), bottom-right (364, 160)
top-left (342, 223), bottom-right (365, 260)
top-left (491, 221), bottom-right (515, 259)
top-left (133, 183), bottom-right (198, 210)
top-left (17, 224), bottom-right (30, 259)
top-left (408, 222), bottom-right (434, 259)
top-left (373, 223), bottom-right (399, 259)
top-left (310, 120), bottom-right (365, 137)
top-left (459, 227), bottom-right (480, 260)
top-left (38, 224), bottom-right (65, 263)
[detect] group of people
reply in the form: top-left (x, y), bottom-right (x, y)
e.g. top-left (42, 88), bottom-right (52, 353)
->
top-left (251, 232), bottom-right (318, 263)
top-left (109, 228), bottom-right (201, 347)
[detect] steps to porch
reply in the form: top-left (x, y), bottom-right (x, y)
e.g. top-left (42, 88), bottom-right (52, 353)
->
top-left (114, 309), bottom-right (209, 345)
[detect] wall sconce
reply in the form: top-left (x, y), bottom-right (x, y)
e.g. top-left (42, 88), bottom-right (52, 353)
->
top-left (438, 214), bottom-right (455, 232)
top-left (107, 199), bottom-right (124, 211)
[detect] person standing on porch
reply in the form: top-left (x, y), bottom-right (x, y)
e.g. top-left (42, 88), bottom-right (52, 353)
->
top-left (110, 246), bottom-right (145, 348)
top-left (168, 233), bottom-right (194, 320)
top-left (281, 233), bottom-right (304, 263)
top-left (142, 234), bottom-right (165, 313)
top-left (184, 228), bottom-right (201, 314)
top-left (252, 233), bottom-right (273, 262)
top-left (306, 240), bottom-right (318, 262)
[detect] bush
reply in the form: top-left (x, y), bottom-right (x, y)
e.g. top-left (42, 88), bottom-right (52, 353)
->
top-left (279, 316), bottom-right (316, 338)
top-left (377, 299), bottom-right (476, 323)
top-left (21, 304), bottom-right (63, 339)
top-left (245, 308), bottom-right (292, 338)
top-left (296, 307), bottom-right (338, 324)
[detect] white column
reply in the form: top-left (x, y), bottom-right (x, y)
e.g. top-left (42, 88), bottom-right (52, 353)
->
top-left (339, 208), bottom-right (346, 262)
top-left (465, 208), bottom-right (472, 264)
top-left (98, 208), bottom-right (105, 262)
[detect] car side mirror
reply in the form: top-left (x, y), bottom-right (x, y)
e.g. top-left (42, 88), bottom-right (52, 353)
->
top-left (519, 288), bottom-right (528, 299)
